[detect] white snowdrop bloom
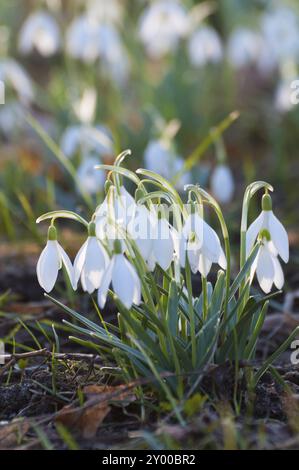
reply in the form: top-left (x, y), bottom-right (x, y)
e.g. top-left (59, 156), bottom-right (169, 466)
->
top-left (73, 87), bottom-right (97, 124)
top-left (0, 101), bottom-right (25, 137)
top-left (97, 24), bottom-right (130, 84)
top-left (188, 26), bottom-right (223, 67)
top-left (98, 251), bottom-right (141, 309)
top-left (37, 227), bottom-right (75, 293)
top-left (144, 139), bottom-right (191, 190)
top-left (95, 186), bottom-right (137, 243)
top-left (274, 80), bottom-right (295, 114)
top-left (138, 0), bottom-right (189, 59)
top-left (150, 216), bottom-right (175, 271)
top-left (180, 212), bottom-right (226, 276)
top-left (246, 194), bottom-right (289, 263)
top-left (227, 28), bottom-right (261, 69)
top-left (60, 124), bottom-right (114, 159)
top-left (210, 164), bottom-right (234, 204)
top-left (261, 7), bottom-right (299, 62)
top-left (18, 10), bottom-right (61, 57)
top-left (76, 156), bottom-right (105, 195)
top-left (87, 0), bottom-right (123, 25)
top-left (74, 226), bottom-right (110, 293)
top-left (127, 204), bottom-right (155, 263)
top-left (0, 59), bottom-right (34, 104)
top-left (66, 15), bottom-right (101, 63)
top-left (250, 238), bottom-right (284, 294)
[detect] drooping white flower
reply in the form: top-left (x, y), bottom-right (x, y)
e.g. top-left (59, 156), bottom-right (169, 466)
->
top-left (18, 10), bottom-right (61, 57)
top-left (261, 7), bottom-right (299, 62)
top-left (227, 28), bottom-right (261, 69)
top-left (150, 215), bottom-right (175, 271)
top-left (98, 251), bottom-right (141, 309)
top-left (180, 212), bottom-right (226, 276)
top-left (73, 87), bottom-right (97, 124)
top-left (144, 138), bottom-right (191, 190)
top-left (127, 203), bottom-right (155, 264)
top-left (76, 156), bottom-right (105, 195)
top-left (138, 0), bottom-right (189, 59)
top-left (0, 101), bottom-right (25, 137)
top-left (95, 186), bottom-right (137, 244)
top-left (60, 124), bottom-right (114, 159)
top-left (250, 239), bottom-right (284, 294)
top-left (37, 227), bottom-right (75, 292)
top-left (0, 59), bottom-right (34, 104)
top-left (66, 15), bottom-right (101, 63)
top-left (87, 0), bottom-right (123, 25)
top-left (210, 164), bottom-right (234, 204)
top-left (74, 226), bottom-right (109, 293)
top-left (246, 194), bottom-right (289, 263)
top-left (188, 26), bottom-right (223, 67)
top-left (274, 80), bottom-right (295, 114)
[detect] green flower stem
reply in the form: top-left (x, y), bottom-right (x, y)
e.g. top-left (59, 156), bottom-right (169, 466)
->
top-left (185, 260), bottom-right (196, 369)
top-left (202, 276), bottom-right (208, 321)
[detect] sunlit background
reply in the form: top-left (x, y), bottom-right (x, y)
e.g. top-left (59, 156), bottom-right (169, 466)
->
top-left (0, 0), bottom-right (299, 253)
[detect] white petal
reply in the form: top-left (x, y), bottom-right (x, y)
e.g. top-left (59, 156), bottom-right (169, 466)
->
top-left (256, 246), bottom-right (275, 293)
top-left (81, 237), bottom-right (109, 293)
top-left (36, 240), bottom-right (60, 292)
top-left (273, 256), bottom-right (284, 290)
top-left (112, 254), bottom-right (141, 309)
top-left (57, 243), bottom-right (76, 289)
top-left (187, 241), bottom-right (200, 274)
top-left (218, 247), bottom-right (227, 270)
top-left (182, 213), bottom-right (203, 249)
top-left (268, 211), bottom-right (289, 263)
top-left (73, 239), bottom-right (89, 286)
top-left (246, 212), bottom-right (264, 257)
top-left (97, 257), bottom-right (114, 308)
top-left (198, 254), bottom-right (213, 277)
top-left (202, 220), bottom-right (222, 261)
top-left (152, 219), bottom-right (174, 271)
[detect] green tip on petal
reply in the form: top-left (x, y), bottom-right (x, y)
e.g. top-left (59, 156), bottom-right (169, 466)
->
top-left (259, 228), bottom-right (271, 242)
top-left (88, 222), bottom-right (96, 237)
top-left (48, 225), bottom-right (57, 241)
top-left (262, 193), bottom-right (272, 211)
top-left (114, 239), bottom-right (122, 254)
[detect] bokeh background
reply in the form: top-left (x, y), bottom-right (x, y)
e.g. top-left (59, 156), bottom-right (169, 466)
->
top-left (0, 0), bottom-right (298, 264)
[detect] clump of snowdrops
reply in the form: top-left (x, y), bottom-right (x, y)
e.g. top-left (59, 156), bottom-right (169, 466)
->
top-left (36, 150), bottom-right (298, 416)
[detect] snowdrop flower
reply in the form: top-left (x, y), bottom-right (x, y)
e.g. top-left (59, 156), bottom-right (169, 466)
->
top-left (127, 204), bottom-right (155, 264)
top-left (250, 237), bottom-right (284, 294)
top-left (74, 222), bottom-right (109, 293)
top-left (144, 139), bottom-right (191, 190)
top-left (97, 24), bottom-right (130, 84)
top-left (95, 186), bottom-right (137, 243)
top-left (66, 15), bottom-right (101, 63)
top-left (210, 164), bottom-right (234, 204)
top-left (76, 156), bottom-right (105, 195)
top-left (98, 241), bottom-right (141, 309)
top-left (0, 101), bottom-right (25, 137)
top-left (60, 124), bottom-right (114, 159)
top-left (18, 10), bottom-right (61, 57)
top-left (180, 211), bottom-right (226, 276)
top-left (246, 193), bottom-right (289, 264)
top-left (188, 26), bottom-right (223, 67)
top-left (87, 0), bottom-right (123, 24)
top-left (37, 226), bottom-right (75, 293)
top-left (138, 0), bottom-right (189, 59)
top-left (227, 28), bottom-right (261, 69)
top-left (261, 7), bottom-right (299, 62)
top-left (73, 87), bottom-right (97, 124)
top-left (150, 214), bottom-right (175, 271)
top-left (0, 59), bottom-right (34, 104)
top-left (274, 80), bottom-right (295, 114)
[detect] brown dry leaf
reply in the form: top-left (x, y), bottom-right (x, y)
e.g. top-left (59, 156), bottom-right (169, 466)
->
top-left (56, 401), bottom-right (111, 439)
top-left (84, 384), bottom-right (136, 405)
top-left (0, 419), bottom-right (30, 449)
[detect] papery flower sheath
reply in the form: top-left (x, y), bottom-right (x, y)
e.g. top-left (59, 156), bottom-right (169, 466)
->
top-left (37, 226), bottom-right (75, 293)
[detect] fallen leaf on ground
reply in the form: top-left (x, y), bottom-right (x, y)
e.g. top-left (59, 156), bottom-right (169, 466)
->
top-left (0, 419), bottom-right (30, 449)
top-left (84, 384), bottom-right (136, 406)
